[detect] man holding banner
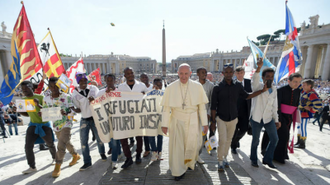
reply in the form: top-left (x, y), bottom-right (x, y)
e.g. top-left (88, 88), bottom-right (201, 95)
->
top-left (71, 72), bottom-right (106, 171)
top-left (161, 63), bottom-right (208, 181)
top-left (117, 67), bottom-right (148, 169)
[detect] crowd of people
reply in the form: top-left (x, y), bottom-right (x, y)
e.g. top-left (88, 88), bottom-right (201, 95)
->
top-left (1, 60), bottom-right (330, 182)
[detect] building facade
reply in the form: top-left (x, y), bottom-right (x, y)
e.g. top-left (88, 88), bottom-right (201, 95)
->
top-left (62, 53), bottom-right (157, 75)
top-left (171, 15), bottom-right (330, 80)
top-left (299, 15), bottom-right (330, 80)
top-left (0, 21), bottom-right (157, 84)
top-left (171, 44), bottom-right (283, 73)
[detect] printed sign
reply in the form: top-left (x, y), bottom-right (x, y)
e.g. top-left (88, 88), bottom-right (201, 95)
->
top-left (16, 99), bottom-right (36, 112)
top-left (41, 107), bottom-right (62, 122)
top-left (57, 74), bottom-right (71, 93)
top-left (204, 135), bottom-right (218, 154)
top-left (90, 90), bottom-right (164, 143)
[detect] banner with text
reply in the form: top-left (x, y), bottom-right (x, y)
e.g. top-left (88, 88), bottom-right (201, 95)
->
top-left (90, 90), bottom-right (164, 143)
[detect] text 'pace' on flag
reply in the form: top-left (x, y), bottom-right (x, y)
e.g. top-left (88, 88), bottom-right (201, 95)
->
top-left (274, 1), bottom-right (303, 84)
top-left (247, 38), bottom-right (276, 82)
top-left (66, 58), bottom-right (85, 93)
top-left (38, 31), bottom-right (66, 78)
top-left (0, 3), bottom-right (42, 105)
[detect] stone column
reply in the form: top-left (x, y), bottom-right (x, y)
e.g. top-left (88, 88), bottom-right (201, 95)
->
top-left (303, 45), bottom-right (314, 78)
top-left (321, 44), bottom-right (330, 80)
top-left (115, 62), bottom-right (119, 75)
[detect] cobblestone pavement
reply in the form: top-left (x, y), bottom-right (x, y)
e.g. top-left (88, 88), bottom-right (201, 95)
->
top-left (1, 115), bottom-right (329, 185)
top-left (99, 137), bottom-right (257, 185)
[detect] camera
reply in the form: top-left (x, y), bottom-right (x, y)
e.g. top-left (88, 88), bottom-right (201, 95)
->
top-left (266, 80), bottom-right (272, 88)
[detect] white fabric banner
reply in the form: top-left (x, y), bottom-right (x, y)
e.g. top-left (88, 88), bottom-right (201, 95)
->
top-left (90, 90), bottom-right (164, 143)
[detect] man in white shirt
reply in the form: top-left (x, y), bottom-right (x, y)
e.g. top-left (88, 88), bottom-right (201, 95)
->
top-left (118, 67), bottom-right (148, 169)
top-left (72, 72), bottom-right (106, 171)
top-left (250, 59), bottom-right (280, 169)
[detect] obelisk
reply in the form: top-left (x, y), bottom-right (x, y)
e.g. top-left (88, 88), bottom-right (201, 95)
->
top-left (162, 20), bottom-right (166, 77)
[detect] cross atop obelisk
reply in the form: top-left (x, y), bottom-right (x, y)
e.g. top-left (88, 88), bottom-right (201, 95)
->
top-left (162, 20), bottom-right (166, 77)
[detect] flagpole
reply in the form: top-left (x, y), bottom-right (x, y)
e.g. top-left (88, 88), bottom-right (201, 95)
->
top-left (48, 28), bottom-right (60, 57)
top-left (263, 35), bottom-right (272, 60)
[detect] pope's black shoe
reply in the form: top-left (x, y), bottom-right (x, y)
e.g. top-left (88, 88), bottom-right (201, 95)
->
top-left (174, 173), bottom-right (185, 181)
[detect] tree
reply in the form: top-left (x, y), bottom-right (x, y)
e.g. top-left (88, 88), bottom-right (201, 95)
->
top-left (256, 34), bottom-right (271, 45)
top-left (274, 29), bottom-right (285, 40)
top-left (252, 40), bottom-right (260, 46)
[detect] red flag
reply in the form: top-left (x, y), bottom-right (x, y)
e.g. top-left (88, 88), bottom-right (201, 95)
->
top-left (17, 3), bottom-right (43, 81)
top-left (88, 68), bottom-right (102, 86)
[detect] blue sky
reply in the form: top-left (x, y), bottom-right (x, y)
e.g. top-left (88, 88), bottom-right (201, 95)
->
top-left (1, 0), bottom-right (329, 63)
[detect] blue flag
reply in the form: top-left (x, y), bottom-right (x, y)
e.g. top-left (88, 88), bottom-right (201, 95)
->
top-left (247, 38), bottom-right (276, 82)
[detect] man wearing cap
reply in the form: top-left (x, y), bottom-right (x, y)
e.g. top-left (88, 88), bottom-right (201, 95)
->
top-left (71, 72), bottom-right (106, 171)
top-left (210, 63), bottom-right (267, 172)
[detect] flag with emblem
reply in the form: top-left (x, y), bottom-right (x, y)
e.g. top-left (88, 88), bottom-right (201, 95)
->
top-left (247, 38), bottom-right (276, 82)
top-left (38, 31), bottom-right (65, 78)
top-left (0, 3), bottom-right (42, 105)
top-left (274, 1), bottom-right (302, 84)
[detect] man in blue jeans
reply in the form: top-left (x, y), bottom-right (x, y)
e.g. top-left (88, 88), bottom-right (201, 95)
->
top-left (250, 59), bottom-right (280, 169)
top-left (72, 72), bottom-right (106, 171)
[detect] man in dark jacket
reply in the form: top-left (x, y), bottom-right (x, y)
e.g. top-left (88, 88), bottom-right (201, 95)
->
top-left (231, 66), bottom-right (252, 154)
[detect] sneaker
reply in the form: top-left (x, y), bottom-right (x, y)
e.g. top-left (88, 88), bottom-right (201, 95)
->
top-left (121, 158), bottom-right (133, 169)
top-left (151, 152), bottom-right (158, 162)
top-left (79, 163), bottom-right (92, 171)
top-left (22, 167), bottom-right (37, 174)
top-left (157, 152), bottom-right (163, 160)
top-left (197, 156), bottom-right (205, 164)
top-left (101, 154), bottom-right (107, 161)
top-left (218, 162), bottom-right (224, 172)
top-left (112, 161), bottom-right (118, 169)
top-left (136, 153), bottom-right (142, 164)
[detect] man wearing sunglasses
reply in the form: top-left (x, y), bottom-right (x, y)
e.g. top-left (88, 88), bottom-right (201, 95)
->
top-left (211, 63), bottom-right (267, 172)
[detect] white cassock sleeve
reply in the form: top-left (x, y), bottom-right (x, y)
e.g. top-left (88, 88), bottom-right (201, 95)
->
top-left (198, 103), bottom-right (208, 126)
top-left (162, 106), bottom-right (171, 128)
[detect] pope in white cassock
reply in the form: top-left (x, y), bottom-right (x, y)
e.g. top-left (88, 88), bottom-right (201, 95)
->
top-left (161, 63), bottom-right (209, 181)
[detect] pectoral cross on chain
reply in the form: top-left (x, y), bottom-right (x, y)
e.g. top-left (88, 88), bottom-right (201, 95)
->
top-left (182, 103), bottom-right (186, 110)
